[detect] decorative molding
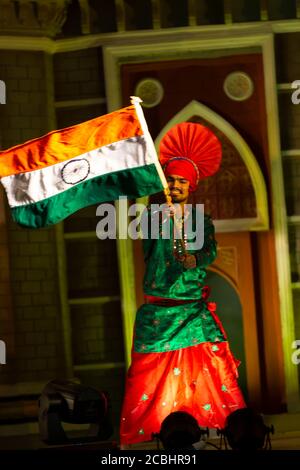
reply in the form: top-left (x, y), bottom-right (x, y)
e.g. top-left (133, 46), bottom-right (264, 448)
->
top-left (261, 34), bottom-right (299, 410)
top-left (134, 78), bottom-right (164, 108)
top-left (0, 2), bottom-right (299, 44)
top-left (155, 100), bottom-right (269, 232)
top-left (1, 20), bottom-right (300, 53)
top-left (217, 247), bottom-right (236, 268)
top-left (272, 19), bottom-right (300, 33)
top-left (0, 0), bottom-right (70, 38)
top-left (104, 34), bottom-right (273, 111)
top-left (0, 34), bottom-right (53, 51)
top-left (223, 71), bottom-right (254, 101)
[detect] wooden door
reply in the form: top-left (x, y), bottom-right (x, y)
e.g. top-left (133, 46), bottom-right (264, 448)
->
top-left (211, 232), bottom-right (262, 407)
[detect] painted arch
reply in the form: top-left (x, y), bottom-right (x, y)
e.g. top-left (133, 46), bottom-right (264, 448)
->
top-left (154, 100), bottom-right (269, 232)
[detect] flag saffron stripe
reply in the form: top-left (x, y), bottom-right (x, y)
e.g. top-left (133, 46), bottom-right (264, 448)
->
top-left (2, 135), bottom-right (149, 208)
top-left (0, 105), bottom-right (142, 177)
top-left (11, 164), bottom-right (162, 229)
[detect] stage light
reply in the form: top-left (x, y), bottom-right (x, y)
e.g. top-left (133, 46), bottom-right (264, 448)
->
top-left (38, 379), bottom-right (113, 445)
top-left (218, 408), bottom-right (274, 451)
top-left (154, 411), bottom-right (209, 450)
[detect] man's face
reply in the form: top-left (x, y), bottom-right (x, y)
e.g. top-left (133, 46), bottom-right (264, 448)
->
top-left (166, 174), bottom-right (190, 204)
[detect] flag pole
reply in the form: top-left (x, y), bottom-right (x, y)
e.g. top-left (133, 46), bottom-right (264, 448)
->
top-left (130, 96), bottom-right (186, 257)
top-left (130, 96), bottom-right (172, 207)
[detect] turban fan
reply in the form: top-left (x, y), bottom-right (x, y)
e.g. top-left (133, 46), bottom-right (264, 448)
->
top-left (159, 122), bottom-right (222, 191)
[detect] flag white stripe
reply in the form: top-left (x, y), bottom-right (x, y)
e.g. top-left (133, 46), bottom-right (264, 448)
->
top-left (2, 135), bottom-right (151, 208)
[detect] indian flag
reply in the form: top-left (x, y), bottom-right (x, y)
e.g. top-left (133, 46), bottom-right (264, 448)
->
top-left (0, 97), bottom-right (166, 228)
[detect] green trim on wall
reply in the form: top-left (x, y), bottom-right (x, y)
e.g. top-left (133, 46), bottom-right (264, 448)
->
top-left (115, 200), bottom-right (137, 369)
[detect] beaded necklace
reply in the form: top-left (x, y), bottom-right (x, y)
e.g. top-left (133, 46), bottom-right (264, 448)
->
top-left (173, 209), bottom-right (190, 260)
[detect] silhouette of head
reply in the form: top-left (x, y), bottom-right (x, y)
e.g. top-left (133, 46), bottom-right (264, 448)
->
top-left (159, 411), bottom-right (201, 450)
top-left (224, 408), bottom-right (269, 451)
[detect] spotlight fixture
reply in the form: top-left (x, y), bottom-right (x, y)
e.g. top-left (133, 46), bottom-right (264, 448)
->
top-left (154, 411), bottom-right (209, 450)
top-left (218, 408), bottom-right (274, 451)
top-left (38, 379), bottom-right (113, 445)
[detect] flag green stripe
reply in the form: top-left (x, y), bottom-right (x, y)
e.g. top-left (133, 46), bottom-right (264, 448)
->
top-left (12, 164), bottom-right (163, 229)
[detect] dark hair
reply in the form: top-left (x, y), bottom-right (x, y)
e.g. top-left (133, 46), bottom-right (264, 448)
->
top-left (224, 408), bottom-right (268, 451)
top-left (159, 411), bottom-right (201, 450)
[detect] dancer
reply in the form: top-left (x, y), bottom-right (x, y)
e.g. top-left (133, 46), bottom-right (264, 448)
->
top-left (120, 122), bottom-right (246, 446)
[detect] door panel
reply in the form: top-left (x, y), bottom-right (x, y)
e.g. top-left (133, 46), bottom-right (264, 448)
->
top-left (206, 269), bottom-right (247, 399)
top-left (212, 232), bottom-right (262, 407)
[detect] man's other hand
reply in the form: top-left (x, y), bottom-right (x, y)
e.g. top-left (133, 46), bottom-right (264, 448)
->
top-left (183, 254), bottom-right (197, 269)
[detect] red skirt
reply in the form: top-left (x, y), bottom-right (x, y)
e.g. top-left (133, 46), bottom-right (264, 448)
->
top-left (120, 340), bottom-right (246, 445)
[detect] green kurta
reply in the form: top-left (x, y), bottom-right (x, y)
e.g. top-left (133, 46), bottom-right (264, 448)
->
top-left (134, 207), bottom-right (226, 353)
top-left (121, 206), bottom-right (245, 445)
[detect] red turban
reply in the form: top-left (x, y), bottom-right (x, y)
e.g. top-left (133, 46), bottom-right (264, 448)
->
top-left (163, 157), bottom-right (199, 192)
top-left (159, 122), bottom-right (222, 192)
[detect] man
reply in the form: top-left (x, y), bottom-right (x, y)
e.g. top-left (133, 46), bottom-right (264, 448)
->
top-left (120, 122), bottom-right (245, 447)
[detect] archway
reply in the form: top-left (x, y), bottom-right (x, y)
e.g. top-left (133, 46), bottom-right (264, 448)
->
top-left (154, 100), bottom-right (269, 232)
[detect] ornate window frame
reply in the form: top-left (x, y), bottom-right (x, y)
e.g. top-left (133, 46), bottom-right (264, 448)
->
top-left (155, 100), bottom-right (269, 233)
